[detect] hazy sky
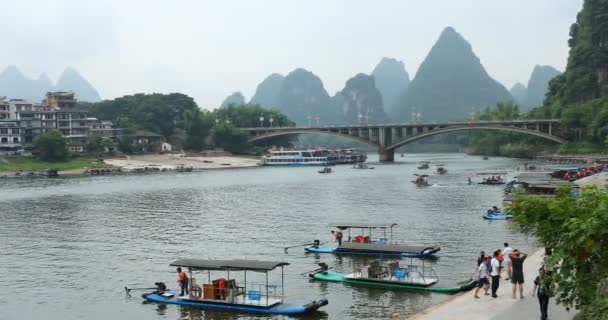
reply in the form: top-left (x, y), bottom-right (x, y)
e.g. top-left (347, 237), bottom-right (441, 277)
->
top-left (0, 0), bottom-right (583, 109)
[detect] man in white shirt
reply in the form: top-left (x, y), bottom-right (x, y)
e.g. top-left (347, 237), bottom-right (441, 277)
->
top-left (503, 242), bottom-right (513, 280)
top-left (491, 251), bottom-right (501, 298)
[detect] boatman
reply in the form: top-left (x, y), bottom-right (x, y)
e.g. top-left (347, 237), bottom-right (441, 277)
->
top-left (331, 230), bottom-right (343, 246)
top-left (176, 267), bottom-right (189, 296)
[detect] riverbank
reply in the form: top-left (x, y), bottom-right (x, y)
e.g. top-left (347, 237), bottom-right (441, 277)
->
top-left (411, 249), bottom-right (576, 320)
top-left (0, 157), bottom-right (105, 174)
top-left (103, 154), bottom-right (260, 171)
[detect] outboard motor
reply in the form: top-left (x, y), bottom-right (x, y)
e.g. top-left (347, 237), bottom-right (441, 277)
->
top-left (313, 239), bottom-right (320, 247)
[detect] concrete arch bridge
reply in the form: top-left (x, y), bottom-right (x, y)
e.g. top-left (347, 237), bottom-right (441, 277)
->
top-left (241, 119), bottom-right (565, 162)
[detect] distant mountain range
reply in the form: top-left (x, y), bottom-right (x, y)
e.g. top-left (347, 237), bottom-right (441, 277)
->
top-left (221, 26), bottom-right (559, 124)
top-left (0, 66), bottom-right (101, 102)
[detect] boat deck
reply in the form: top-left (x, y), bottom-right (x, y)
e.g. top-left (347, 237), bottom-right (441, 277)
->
top-left (345, 273), bottom-right (438, 287)
top-left (338, 242), bottom-right (436, 254)
top-left (177, 295), bottom-right (283, 307)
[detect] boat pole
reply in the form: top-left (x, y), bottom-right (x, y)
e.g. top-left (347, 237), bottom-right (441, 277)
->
top-left (265, 271), bottom-right (269, 306)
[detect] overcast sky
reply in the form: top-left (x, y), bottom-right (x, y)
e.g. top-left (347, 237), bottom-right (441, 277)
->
top-left (0, 0), bottom-right (583, 109)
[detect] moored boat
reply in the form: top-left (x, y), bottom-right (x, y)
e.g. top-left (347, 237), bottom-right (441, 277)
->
top-left (141, 259), bottom-right (328, 315)
top-left (309, 259), bottom-right (475, 294)
top-left (304, 223), bottom-right (440, 258)
top-left (318, 167), bottom-right (332, 174)
top-left (353, 163), bottom-right (374, 169)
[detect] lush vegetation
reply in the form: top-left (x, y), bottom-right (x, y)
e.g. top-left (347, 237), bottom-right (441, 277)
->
top-left (534, 0), bottom-right (608, 146)
top-left (80, 94), bottom-right (295, 154)
top-left (0, 157), bottom-right (105, 172)
top-left (34, 129), bottom-right (69, 161)
top-left (509, 187), bottom-right (608, 319)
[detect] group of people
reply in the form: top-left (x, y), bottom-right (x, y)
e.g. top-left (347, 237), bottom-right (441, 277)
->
top-left (414, 175), bottom-right (429, 185)
top-left (482, 175), bottom-right (504, 184)
top-left (485, 206), bottom-right (501, 215)
top-left (474, 243), bottom-right (554, 320)
top-left (560, 164), bottom-right (607, 181)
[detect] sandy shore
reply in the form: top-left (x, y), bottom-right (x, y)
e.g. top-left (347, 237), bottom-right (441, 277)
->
top-left (103, 154), bottom-right (260, 171)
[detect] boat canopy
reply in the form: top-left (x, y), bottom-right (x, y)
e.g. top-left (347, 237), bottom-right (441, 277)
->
top-left (170, 259), bottom-right (290, 272)
top-left (329, 222), bottom-right (397, 229)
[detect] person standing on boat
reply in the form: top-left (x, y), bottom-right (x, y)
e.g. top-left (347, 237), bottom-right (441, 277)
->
top-left (490, 251), bottom-right (501, 298)
top-left (176, 267), bottom-right (189, 296)
top-left (503, 243), bottom-right (513, 280)
top-left (510, 249), bottom-right (528, 299)
top-left (331, 230), bottom-right (343, 246)
top-left (474, 256), bottom-right (491, 298)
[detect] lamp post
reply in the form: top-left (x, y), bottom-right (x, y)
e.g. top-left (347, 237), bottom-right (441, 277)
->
top-left (364, 111), bottom-right (369, 125)
top-left (314, 114), bottom-right (320, 126)
top-left (307, 115), bottom-right (312, 127)
top-left (269, 117), bottom-right (274, 127)
top-left (259, 115), bottom-right (264, 127)
top-left (358, 113), bottom-right (363, 124)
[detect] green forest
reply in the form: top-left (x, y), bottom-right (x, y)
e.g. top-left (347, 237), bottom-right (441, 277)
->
top-left (79, 93), bottom-right (294, 154)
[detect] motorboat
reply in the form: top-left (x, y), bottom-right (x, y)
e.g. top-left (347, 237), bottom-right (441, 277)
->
top-left (412, 174), bottom-right (430, 187)
top-left (141, 259), bottom-right (328, 315)
top-left (483, 212), bottom-right (513, 220)
top-left (318, 167), bottom-right (332, 174)
top-left (310, 259), bottom-right (475, 294)
top-left (436, 165), bottom-right (447, 175)
top-left (304, 223), bottom-right (440, 258)
top-left (353, 163), bottom-right (374, 169)
top-left (417, 161), bottom-right (430, 169)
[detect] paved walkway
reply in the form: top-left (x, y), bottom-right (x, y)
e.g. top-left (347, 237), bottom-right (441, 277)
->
top-left (411, 249), bottom-right (577, 320)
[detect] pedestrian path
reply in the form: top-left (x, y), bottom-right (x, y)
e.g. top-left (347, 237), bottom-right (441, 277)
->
top-left (411, 249), bottom-right (577, 320)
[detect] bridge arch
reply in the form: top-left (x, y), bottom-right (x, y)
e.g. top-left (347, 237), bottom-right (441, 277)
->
top-left (385, 125), bottom-right (566, 151)
top-left (248, 129), bottom-right (378, 146)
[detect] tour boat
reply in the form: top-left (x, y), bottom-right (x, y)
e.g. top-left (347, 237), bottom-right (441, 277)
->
top-left (353, 163), bottom-right (374, 169)
top-left (261, 149), bottom-right (337, 166)
top-left (478, 179), bottom-right (506, 185)
top-left (141, 259), bottom-right (328, 315)
top-left (309, 259), bottom-right (476, 294)
top-left (304, 223), bottom-right (440, 258)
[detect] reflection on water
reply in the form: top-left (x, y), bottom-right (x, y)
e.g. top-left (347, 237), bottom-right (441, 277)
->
top-left (0, 154), bottom-right (532, 320)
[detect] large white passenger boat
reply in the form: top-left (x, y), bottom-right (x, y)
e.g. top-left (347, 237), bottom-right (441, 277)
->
top-left (261, 149), bottom-right (336, 166)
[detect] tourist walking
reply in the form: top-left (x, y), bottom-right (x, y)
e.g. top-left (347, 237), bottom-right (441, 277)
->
top-left (533, 268), bottom-right (552, 320)
top-left (490, 250), bottom-right (501, 298)
top-left (477, 251), bottom-right (485, 266)
top-left (510, 249), bottom-right (527, 298)
top-left (474, 256), bottom-right (491, 298)
top-left (176, 267), bottom-right (189, 296)
top-left (503, 242), bottom-right (513, 280)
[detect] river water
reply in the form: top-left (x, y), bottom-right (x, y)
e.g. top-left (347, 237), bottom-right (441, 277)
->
top-left (0, 153), bottom-right (533, 320)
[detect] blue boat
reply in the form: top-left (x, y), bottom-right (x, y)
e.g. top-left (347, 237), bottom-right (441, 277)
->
top-left (303, 223), bottom-right (440, 258)
top-left (141, 259), bottom-right (328, 315)
top-left (483, 212), bottom-right (513, 220)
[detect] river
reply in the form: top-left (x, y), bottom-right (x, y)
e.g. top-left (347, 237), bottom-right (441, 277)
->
top-left (0, 153), bottom-right (533, 320)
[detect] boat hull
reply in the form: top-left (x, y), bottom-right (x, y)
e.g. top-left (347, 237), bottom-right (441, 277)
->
top-left (483, 214), bottom-right (512, 220)
top-left (310, 271), bottom-right (475, 294)
top-left (142, 291), bottom-right (327, 315)
top-left (305, 245), bottom-right (439, 258)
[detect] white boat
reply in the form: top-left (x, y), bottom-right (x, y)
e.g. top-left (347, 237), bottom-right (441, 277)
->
top-left (261, 149), bottom-right (336, 166)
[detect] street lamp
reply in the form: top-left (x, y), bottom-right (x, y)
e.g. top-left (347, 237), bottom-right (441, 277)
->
top-left (364, 111), bottom-right (370, 125)
top-left (269, 117), bottom-right (274, 127)
top-left (314, 114), bottom-right (320, 126)
top-left (358, 113), bottom-right (363, 124)
top-left (259, 115), bottom-right (264, 127)
top-left (306, 115), bottom-right (312, 127)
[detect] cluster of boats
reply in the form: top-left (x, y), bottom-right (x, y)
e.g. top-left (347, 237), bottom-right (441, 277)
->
top-left (136, 223), bottom-right (476, 315)
top-left (411, 162), bottom-right (448, 186)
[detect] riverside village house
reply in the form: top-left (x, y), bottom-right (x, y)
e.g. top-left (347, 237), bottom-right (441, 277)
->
top-left (0, 92), bottom-right (163, 156)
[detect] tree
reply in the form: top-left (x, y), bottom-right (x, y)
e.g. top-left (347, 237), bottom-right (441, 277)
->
top-left (509, 186), bottom-right (608, 318)
top-left (35, 129), bottom-right (69, 161)
top-left (183, 109), bottom-right (212, 151)
top-left (212, 123), bottom-right (249, 153)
